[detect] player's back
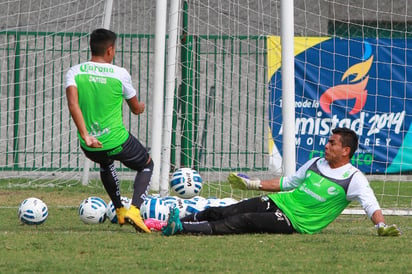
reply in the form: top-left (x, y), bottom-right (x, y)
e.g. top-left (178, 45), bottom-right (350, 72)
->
top-left (67, 61), bottom-right (131, 150)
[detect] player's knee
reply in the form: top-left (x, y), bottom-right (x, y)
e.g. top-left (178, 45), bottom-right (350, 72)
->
top-left (143, 158), bottom-right (154, 172)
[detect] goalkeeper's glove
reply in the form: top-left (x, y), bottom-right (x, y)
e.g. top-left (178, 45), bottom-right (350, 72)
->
top-left (227, 173), bottom-right (261, 190)
top-left (376, 222), bottom-right (401, 236)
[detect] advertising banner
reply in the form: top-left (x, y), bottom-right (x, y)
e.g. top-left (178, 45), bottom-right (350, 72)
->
top-left (268, 37), bottom-right (412, 173)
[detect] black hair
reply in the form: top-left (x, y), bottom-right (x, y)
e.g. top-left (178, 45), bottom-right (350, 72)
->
top-left (332, 127), bottom-right (358, 159)
top-left (89, 28), bottom-right (117, 56)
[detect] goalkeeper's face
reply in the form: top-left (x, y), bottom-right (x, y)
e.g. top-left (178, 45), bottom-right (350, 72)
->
top-left (324, 134), bottom-right (351, 168)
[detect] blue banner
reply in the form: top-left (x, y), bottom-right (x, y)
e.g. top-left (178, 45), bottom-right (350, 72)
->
top-left (268, 37), bottom-right (412, 173)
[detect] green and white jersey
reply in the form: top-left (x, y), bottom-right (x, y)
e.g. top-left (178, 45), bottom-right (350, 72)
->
top-left (65, 61), bottom-right (136, 151)
top-left (269, 157), bottom-right (381, 234)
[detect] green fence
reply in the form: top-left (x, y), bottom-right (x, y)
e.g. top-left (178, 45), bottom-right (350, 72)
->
top-left (0, 31), bottom-right (268, 174)
top-left (180, 35), bottom-right (268, 172)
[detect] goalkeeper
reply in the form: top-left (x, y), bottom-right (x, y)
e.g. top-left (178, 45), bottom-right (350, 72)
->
top-left (162, 127), bottom-right (400, 237)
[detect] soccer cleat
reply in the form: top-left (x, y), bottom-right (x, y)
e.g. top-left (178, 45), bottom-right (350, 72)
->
top-left (162, 207), bottom-right (183, 236)
top-left (115, 207), bottom-right (127, 225)
top-left (144, 218), bottom-right (167, 231)
top-left (124, 205), bottom-right (151, 233)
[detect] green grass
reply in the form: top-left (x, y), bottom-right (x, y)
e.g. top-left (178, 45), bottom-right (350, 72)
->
top-left (0, 181), bottom-right (412, 273)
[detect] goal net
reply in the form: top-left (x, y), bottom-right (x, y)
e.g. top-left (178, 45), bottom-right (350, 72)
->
top-left (168, 0), bottom-right (412, 213)
top-left (0, 0), bottom-right (157, 188)
top-left (0, 1), bottom-right (411, 214)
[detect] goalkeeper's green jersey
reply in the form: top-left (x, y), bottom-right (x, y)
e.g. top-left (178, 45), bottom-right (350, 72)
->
top-left (65, 62), bottom-right (137, 151)
top-left (268, 157), bottom-right (380, 234)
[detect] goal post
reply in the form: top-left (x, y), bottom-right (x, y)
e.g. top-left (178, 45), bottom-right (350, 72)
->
top-left (149, 0), bottom-right (168, 192)
top-left (160, 0), bottom-right (181, 197)
top-left (280, 0), bottom-right (296, 176)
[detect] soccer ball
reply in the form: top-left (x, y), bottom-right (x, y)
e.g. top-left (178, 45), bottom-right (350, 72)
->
top-left (18, 197), bottom-right (48, 225)
top-left (161, 196), bottom-right (185, 218)
top-left (140, 197), bottom-right (170, 221)
top-left (205, 198), bottom-right (228, 208)
top-left (173, 197), bottom-right (189, 218)
top-left (170, 168), bottom-right (203, 199)
top-left (79, 196), bottom-right (107, 224)
top-left (205, 197), bottom-right (238, 208)
top-left (182, 196), bottom-right (208, 216)
top-left (221, 197), bottom-right (238, 206)
top-left (106, 196), bottom-right (132, 224)
top-left (162, 196), bottom-right (192, 218)
top-left (162, 196), bottom-right (180, 210)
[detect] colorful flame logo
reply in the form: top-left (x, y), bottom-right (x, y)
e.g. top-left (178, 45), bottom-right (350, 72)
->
top-left (319, 42), bottom-right (373, 115)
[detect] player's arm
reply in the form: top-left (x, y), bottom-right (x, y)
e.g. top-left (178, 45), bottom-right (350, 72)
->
top-left (228, 158), bottom-right (316, 191)
top-left (347, 174), bottom-right (401, 236)
top-left (371, 209), bottom-right (401, 236)
top-left (66, 86), bottom-right (102, 148)
top-left (227, 173), bottom-right (281, 191)
top-left (126, 95), bottom-right (145, 115)
top-left (121, 68), bottom-right (144, 115)
top-left (261, 178), bottom-right (281, 191)
top-left (371, 209), bottom-right (385, 224)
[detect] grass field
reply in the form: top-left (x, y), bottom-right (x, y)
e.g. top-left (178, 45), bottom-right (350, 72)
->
top-left (1, 180), bottom-right (411, 273)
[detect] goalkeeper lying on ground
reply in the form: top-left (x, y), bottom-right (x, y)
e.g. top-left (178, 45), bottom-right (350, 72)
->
top-left (161, 127), bottom-right (400, 237)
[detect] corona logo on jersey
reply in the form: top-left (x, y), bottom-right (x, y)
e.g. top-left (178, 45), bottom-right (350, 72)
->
top-left (267, 37), bottom-right (412, 173)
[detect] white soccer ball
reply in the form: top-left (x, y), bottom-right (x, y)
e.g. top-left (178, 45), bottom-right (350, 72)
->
top-left (162, 196), bottom-right (179, 208)
top-left (106, 196), bottom-right (132, 224)
top-left (18, 197), bottom-right (48, 225)
top-left (160, 196), bottom-right (185, 218)
top-left (221, 197), bottom-right (239, 206)
top-left (140, 197), bottom-right (170, 221)
top-left (184, 196), bottom-right (208, 216)
top-left (205, 198), bottom-right (227, 208)
top-left (79, 196), bottom-right (107, 224)
top-left (205, 197), bottom-right (238, 208)
top-left (170, 168), bottom-right (203, 199)
top-left (174, 197), bottom-right (190, 218)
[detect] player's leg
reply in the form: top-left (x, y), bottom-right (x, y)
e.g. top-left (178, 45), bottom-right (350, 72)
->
top-left (181, 196), bottom-right (266, 222)
top-left (179, 212), bottom-right (294, 235)
top-left (183, 198), bottom-right (295, 235)
top-left (99, 162), bottom-right (122, 206)
top-left (109, 134), bottom-right (152, 233)
top-left (131, 158), bottom-right (153, 206)
top-left (111, 134), bottom-right (153, 208)
top-left (205, 209), bottom-right (295, 234)
top-left (82, 149), bottom-right (127, 224)
top-left (99, 161), bottom-right (130, 225)
top-left (82, 149), bottom-right (122, 207)
top-left (164, 206), bottom-right (295, 235)
top-left (166, 196), bottom-right (295, 235)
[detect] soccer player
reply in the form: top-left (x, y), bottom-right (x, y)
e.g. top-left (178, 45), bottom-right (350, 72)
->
top-left (162, 127), bottom-right (401, 236)
top-left (65, 28), bottom-right (152, 233)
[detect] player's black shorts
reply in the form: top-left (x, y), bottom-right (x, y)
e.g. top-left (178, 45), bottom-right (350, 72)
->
top-left (82, 133), bottom-right (149, 172)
